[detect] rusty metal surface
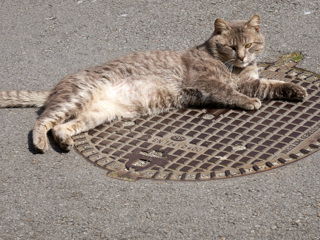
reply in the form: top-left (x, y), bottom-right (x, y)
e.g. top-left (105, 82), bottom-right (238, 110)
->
top-left (73, 55), bottom-right (320, 181)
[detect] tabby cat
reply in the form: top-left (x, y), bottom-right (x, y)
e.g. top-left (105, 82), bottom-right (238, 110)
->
top-left (0, 15), bottom-right (306, 153)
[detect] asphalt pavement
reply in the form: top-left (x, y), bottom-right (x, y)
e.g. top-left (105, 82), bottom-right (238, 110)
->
top-left (0, 1), bottom-right (319, 239)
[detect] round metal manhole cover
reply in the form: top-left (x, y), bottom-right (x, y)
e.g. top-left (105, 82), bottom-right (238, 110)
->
top-left (72, 53), bottom-right (320, 181)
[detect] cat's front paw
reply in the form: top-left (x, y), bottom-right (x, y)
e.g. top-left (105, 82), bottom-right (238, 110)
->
top-left (238, 97), bottom-right (261, 110)
top-left (282, 83), bottom-right (307, 101)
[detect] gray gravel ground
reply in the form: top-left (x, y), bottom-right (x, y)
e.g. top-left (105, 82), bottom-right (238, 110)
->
top-left (0, 1), bottom-right (319, 239)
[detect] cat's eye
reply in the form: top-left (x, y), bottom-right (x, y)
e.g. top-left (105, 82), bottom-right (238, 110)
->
top-left (230, 46), bottom-right (237, 51)
top-left (245, 43), bottom-right (252, 48)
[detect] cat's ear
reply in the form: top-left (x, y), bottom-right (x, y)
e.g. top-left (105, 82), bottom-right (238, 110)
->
top-left (214, 18), bottom-right (231, 35)
top-left (247, 14), bottom-right (261, 32)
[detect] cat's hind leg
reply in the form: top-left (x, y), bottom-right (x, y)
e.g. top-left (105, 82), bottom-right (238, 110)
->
top-left (50, 113), bottom-right (103, 152)
top-left (32, 95), bottom-right (84, 153)
top-left (51, 107), bottom-right (130, 151)
top-left (33, 106), bottom-right (72, 153)
top-left (51, 113), bottom-right (110, 151)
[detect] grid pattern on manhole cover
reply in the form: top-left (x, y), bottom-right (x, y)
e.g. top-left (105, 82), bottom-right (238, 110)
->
top-left (73, 58), bottom-right (320, 181)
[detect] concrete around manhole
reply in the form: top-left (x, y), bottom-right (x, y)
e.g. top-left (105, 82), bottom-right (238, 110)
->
top-left (73, 54), bottom-right (320, 181)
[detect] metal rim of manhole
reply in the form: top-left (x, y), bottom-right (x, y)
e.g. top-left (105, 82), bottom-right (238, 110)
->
top-left (72, 53), bottom-right (320, 181)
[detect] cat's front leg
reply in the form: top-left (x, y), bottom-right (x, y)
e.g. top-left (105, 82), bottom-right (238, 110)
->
top-left (184, 86), bottom-right (261, 110)
top-left (238, 78), bottom-right (307, 101)
top-left (236, 64), bottom-right (307, 101)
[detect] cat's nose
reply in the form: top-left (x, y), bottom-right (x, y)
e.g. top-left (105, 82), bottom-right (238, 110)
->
top-left (238, 56), bottom-right (245, 61)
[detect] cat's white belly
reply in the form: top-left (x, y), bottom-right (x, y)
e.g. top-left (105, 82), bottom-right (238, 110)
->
top-left (92, 76), bottom-right (181, 121)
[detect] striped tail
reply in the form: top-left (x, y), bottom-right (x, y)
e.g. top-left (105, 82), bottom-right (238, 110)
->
top-left (0, 90), bottom-right (51, 108)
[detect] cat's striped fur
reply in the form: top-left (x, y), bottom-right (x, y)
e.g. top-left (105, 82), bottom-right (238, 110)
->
top-left (0, 15), bottom-right (307, 153)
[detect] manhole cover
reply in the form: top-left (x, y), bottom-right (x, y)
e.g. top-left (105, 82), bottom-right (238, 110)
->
top-left (72, 53), bottom-right (320, 181)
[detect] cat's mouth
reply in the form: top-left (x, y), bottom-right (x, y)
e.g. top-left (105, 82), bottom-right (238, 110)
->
top-left (234, 55), bottom-right (257, 68)
top-left (224, 59), bottom-right (249, 71)
top-left (234, 60), bottom-right (249, 68)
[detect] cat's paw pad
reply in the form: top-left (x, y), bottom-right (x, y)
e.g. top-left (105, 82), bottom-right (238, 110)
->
top-left (240, 97), bottom-right (261, 110)
top-left (283, 83), bottom-right (307, 101)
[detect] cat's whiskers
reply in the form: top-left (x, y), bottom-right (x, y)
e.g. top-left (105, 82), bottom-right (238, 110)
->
top-left (224, 59), bottom-right (235, 78)
top-left (224, 59), bottom-right (235, 70)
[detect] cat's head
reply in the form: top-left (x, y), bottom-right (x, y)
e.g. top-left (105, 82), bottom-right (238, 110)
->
top-left (208, 15), bottom-right (265, 68)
